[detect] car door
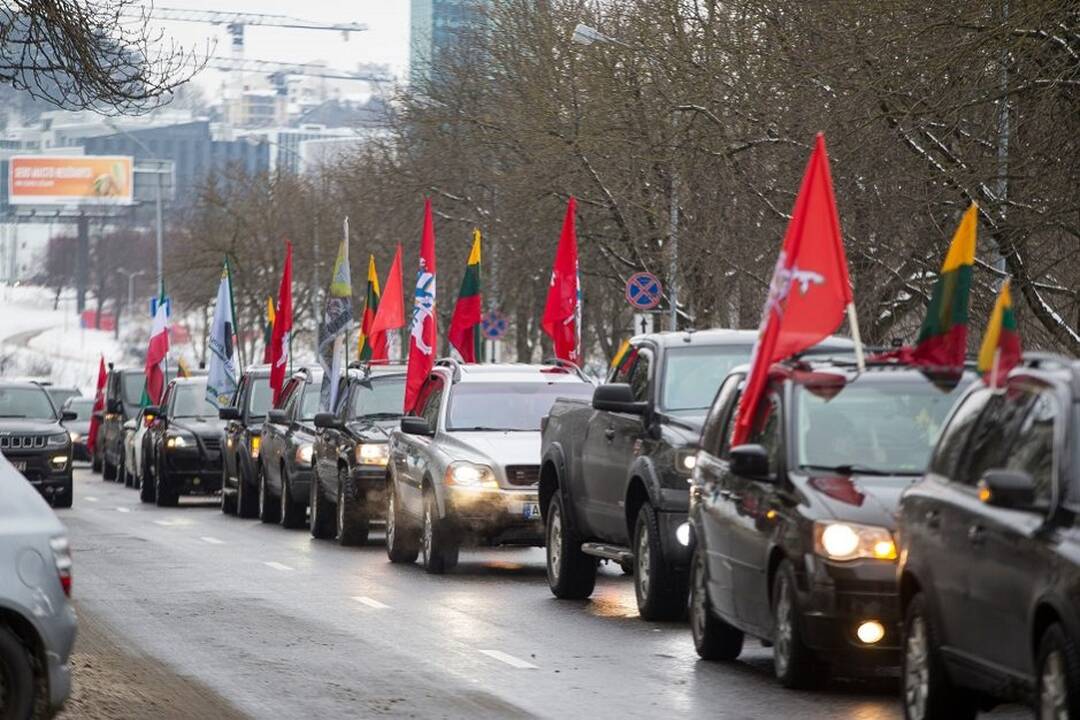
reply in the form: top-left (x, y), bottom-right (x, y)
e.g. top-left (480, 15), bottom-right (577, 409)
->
top-left (224, 375), bottom-right (247, 483)
top-left (265, 379), bottom-right (298, 489)
top-left (397, 376), bottom-right (443, 520)
top-left (316, 380), bottom-right (347, 489)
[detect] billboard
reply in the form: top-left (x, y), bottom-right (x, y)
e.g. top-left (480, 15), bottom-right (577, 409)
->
top-left (8, 155), bottom-right (134, 205)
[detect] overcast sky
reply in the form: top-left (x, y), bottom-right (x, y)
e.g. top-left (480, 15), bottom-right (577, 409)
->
top-left (140, 1), bottom-right (411, 95)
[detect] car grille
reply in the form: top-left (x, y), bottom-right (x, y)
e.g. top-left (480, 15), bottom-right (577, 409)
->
top-left (0, 435), bottom-right (46, 450)
top-left (201, 437), bottom-right (222, 452)
top-left (505, 465), bottom-right (540, 486)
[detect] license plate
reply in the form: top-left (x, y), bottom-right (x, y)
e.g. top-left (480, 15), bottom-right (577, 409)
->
top-left (11, 461), bottom-right (26, 472)
top-left (523, 502), bottom-right (540, 520)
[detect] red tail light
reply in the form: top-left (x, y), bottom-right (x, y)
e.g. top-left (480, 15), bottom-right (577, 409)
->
top-left (50, 536), bottom-right (72, 597)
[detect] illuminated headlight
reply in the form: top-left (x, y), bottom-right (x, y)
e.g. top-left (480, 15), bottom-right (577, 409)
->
top-left (814, 521), bottom-right (897, 562)
top-left (50, 455), bottom-right (68, 467)
top-left (250, 435), bottom-right (261, 459)
top-left (675, 448), bottom-right (697, 475)
top-left (68, 431), bottom-right (82, 442)
top-left (165, 433), bottom-right (194, 449)
top-left (295, 443), bottom-right (314, 465)
top-left (47, 432), bottom-right (69, 447)
top-left (676, 522), bottom-right (692, 546)
top-left (355, 443), bottom-right (389, 466)
top-left (445, 461), bottom-right (498, 490)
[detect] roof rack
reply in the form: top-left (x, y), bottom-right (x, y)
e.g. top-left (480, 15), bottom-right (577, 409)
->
top-left (434, 357), bottom-right (463, 382)
top-left (541, 357), bottom-right (591, 382)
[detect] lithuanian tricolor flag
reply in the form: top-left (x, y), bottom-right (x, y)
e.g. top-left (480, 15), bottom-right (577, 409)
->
top-left (358, 255), bottom-right (388, 362)
top-left (448, 229), bottom-right (483, 363)
top-left (977, 279), bottom-right (1021, 387)
top-left (262, 296), bottom-right (275, 364)
top-left (909, 203), bottom-right (979, 368)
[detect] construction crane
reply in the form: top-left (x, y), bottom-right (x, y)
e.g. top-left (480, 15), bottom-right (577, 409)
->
top-left (205, 58), bottom-right (392, 85)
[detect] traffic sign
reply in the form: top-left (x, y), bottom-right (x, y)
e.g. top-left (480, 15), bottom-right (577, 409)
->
top-left (632, 313), bottom-right (656, 335)
top-left (625, 272), bottom-right (663, 310)
top-left (149, 295), bottom-right (171, 318)
top-left (481, 309), bottom-right (509, 340)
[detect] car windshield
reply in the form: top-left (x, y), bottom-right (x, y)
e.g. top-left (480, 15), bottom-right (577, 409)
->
top-left (447, 380), bottom-right (595, 431)
top-left (47, 388), bottom-right (80, 407)
top-left (171, 382), bottom-right (217, 418)
top-left (349, 376), bottom-right (405, 420)
top-left (795, 377), bottom-right (969, 476)
top-left (247, 376), bottom-right (272, 419)
top-left (661, 345), bottom-right (753, 412)
top-left (299, 382), bottom-right (322, 421)
top-left (65, 399), bottom-right (94, 421)
top-left (0, 387), bottom-right (56, 419)
top-left (123, 370), bottom-right (176, 405)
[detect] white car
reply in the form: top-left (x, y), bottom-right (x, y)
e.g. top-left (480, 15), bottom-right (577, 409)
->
top-left (123, 407), bottom-right (155, 488)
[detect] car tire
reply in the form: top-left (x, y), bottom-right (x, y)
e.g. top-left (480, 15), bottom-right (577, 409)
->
top-left (902, 592), bottom-right (977, 720)
top-left (309, 468), bottom-right (336, 540)
top-left (139, 461), bottom-right (157, 504)
top-left (336, 466), bottom-right (369, 546)
top-left (258, 465), bottom-right (281, 524)
top-left (545, 492), bottom-right (596, 599)
top-left (155, 458), bottom-right (178, 507)
top-left (421, 487), bottom-right (458, 575)
top-left (91, 451), bottom-right (102, 474)
top-left (279, 465), bottom-right (306, 529)
top-left (103, 456), bottom-right (116, 481)
top-left (117, 452), bottom-right (126, 487)
top-left (1036, 623), bottom-right (1080, 720)
top-left (0, 625), bottom-right (34, 720)
top-left (220, 465), bottom-right (237, 515)
top-left (633, 503), bottom-right (687, 621)
top-left (690, 544), bottom-right (743, 661)
top-left (772, 558), bottom-right (826, 689)
top-left (236, 463), bottom-right (258, 518)
top-left (385, 479), bottom-right (419, 563)
top-left (52, 476), bottom-right (73, 509)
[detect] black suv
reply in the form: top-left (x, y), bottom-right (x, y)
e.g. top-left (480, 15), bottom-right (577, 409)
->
top-left (141, 377), bottom-right (226, 506)
top-left (98, 365), bottom-right (175, 480)
top-left (898, 354), bottom-right (1080, 720)
top-left (0, 381), bottom-right (75, 507)
top-left (312, 365), bottom-right (407, 544)
top-left (688, 360), bottom-right (971, 688)
top-left (220, 365), bottom-right (272, 518)
top-left (258, 367), bottom-right (322, 528)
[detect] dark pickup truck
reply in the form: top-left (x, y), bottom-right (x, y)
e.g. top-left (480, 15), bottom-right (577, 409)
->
top-left (539, 329), bottom-right (758, 620)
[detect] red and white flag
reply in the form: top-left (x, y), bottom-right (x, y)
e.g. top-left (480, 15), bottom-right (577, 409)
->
top-left (87, 356), bottom-right (106, 451)
top-left (542, 197), bottom-right (581, 365)
top-left (269, 241), bottom-right (294, 405)
top-left (731, 134), bottom-right (855, 445)
top-left (404, 200), bottom-right (437, 413)
top-left (144, 298), bottom-right (170, 405)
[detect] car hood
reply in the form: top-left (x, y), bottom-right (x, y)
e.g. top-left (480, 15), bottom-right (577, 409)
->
top-left (662, 411), bottom-right (706, 443)
top-left (793, 473), bottom-right (916, 529)
top-left (172, 417), bottom-right (227, 436)
top-left (0, 418), bottom-right (63, 434)
top-left (440, 431), bottom-right (541, 467)
top-left (346, 418), bottom-right (398, 442)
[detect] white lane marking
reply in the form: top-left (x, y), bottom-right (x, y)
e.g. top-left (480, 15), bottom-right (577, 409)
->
top-left (478, 650), bottom-right (538, 669)
top-left (115, 507), bottom-right (131, 513)
top-left (351, 596), bottom-right (389, 609)
top-left (200, 536), bottom-right (225, 545)
top-left (263, 561), bottom-right (294, 572)
top-left (85, 496), bottom-right (98, 502)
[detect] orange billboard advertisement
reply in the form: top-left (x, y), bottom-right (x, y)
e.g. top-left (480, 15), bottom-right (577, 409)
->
top-left (8, 155), bottom-right (134, 205)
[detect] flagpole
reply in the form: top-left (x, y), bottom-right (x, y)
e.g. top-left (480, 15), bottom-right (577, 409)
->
top-left (846, 302), bottom-right (866, 371)
top-left (990, 347), bottom-right (1001, 390)
top-left (343, 216), bottom-right (350, 368)
top-left (226, 257), bottom-right (244, 371)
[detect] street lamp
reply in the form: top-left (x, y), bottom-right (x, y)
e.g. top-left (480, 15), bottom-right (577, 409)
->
top-left (115, 267), bottom-right (146, 312)
top-left (571, 23), bottom-right (681, 332)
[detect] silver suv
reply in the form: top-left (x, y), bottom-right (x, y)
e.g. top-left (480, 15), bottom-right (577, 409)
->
top-left (0, 455), bottom-right (76, 719)
top-left (385, 360), bottom-right (594, 573)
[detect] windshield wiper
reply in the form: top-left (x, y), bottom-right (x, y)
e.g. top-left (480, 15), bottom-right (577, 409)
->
top-left (453, 426), bottom-right (519, 432)
top-left (0, 414), bottom-right (27, 418)
top-left (800, 463), bottom-right (897, 477)
top-left (357, 412), bottom-right (400, 420)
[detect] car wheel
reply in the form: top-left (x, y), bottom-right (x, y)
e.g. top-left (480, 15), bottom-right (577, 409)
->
top-left (139, 458), bottom-right (156, 504)
top-left (236, 463), bottom-right (258, 518)
top-left (309, 468), bottom-right (335, 540)
top-left (220, 465), bottom-right (237, 515)
top-left (633, 503), bottom-right (686, 621)
top-left (0, 625), bottom-right (34, 720)
top-left (545, 491), bottom-right (597, 599)
top-left (772, 558), bottom-right (826, 689)
top-left (279, 465), bottom-right (306, 529)
top-left (155, 458), bottom-right (178, 507)
top-left (336, 466), bottom-right (370, 546)
top-left (1036, 623), bottom-right (1080, 720)
top-left (91, 451), bottom-right (102, 474)
top-left (258, 464), bottom-right (281, 524)
top-left (52, 476), bottom-right (73, 509)
top-left (421, 487), bottom-right (458, 574)
top-left (385, 479), bottom-right (419, 563)
top-left (902, 592), bottom-right (976, 720)
top-left (103, 456), bottom-right (117, 481)
top-left (690, 544), bottom-right (743, 660)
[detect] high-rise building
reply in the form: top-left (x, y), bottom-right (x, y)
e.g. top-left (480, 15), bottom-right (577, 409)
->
top-left (409, 0), bottom-right (491, 85)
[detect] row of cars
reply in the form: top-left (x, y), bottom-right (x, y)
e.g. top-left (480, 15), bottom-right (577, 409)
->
top-left (83, 330), bottom-right (1080, 719)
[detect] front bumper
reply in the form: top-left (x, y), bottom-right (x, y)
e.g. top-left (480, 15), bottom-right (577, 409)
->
top-left (163, 448), bottom-right (223, 492)
top-left (657, 509), bottom-right (692, 570)
top-left (797, 555), bottom-right (901, 667)
top-left (4, 450), bottom-right (72, 495)
top-left (446, 487), bottom-right (544, 546)
top-left (347, 464), bottom-right (388, 519)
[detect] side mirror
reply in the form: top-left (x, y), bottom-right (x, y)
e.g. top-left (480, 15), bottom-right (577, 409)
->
top-left (592, 383), bottom-right (646, 415)
top-left (979, 469), bottom-right (1042, 511)
top-left (400, 416), bottom-right (434, 436)
top-left (122, 420), bottom-right (136, 431)
top-left (730, 444), bottom-right (771, 480)
top-left (313, 412), bottom-right (342, 430)
top-left (61, 410), bottom-right (78, 422)
top-left (144, 405), bottom-right (162, 417)
top-left (219, 407), bottom-right (240, 421)
top-left (107, 399), bottom-right (123, 414)
top-left (267, 408), bottom-right (289, 425)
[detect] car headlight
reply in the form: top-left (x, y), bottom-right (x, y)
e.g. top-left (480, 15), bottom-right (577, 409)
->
top-left (355, 443), bottom-right (389, 466)
top-left (675, 448), bottom-right (697, 476)
top-left (68, 430), bottom-right (82, 442)
top-left (47, 432), bottom-right (69, 447)
top-left (250, 435), bottom-right (261, 458)
top-left (295, 443), bottom-right (314, 465)
top-left (165, 432), bottom-right (195, 449)
top-left (814, 521), bottom-right (897, 562)
top-left (445, 461), bottom-right (498, 490)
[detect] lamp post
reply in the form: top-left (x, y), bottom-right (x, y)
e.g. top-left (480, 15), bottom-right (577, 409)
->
top-left (572, 23), bottom-right (680, 332)
top-left (105, 121), bottom-right (166, 295)
top-left (115, 268), bottom-right (146, 312)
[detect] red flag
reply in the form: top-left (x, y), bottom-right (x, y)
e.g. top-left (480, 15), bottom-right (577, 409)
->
top-left (86, 356), bottom-right (106, 452)
top-left (369, 244), bottom-right (405, 362)
top-left (731, 134), bottom-right (853, 445)
top-left (269, 241), bottom-right (293, 405)
top-left (448, 229), bottom-right (483, 363)
top-left (404, 200), bottom-right (437, 413)
top-left (145, 295), bottom-right (170, 405)
top-left (542, 197), bottom-right (581, 365)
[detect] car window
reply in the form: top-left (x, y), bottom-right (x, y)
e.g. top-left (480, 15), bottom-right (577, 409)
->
top-left (277, 379), bottom-right (300, 411)
top-left (122, 372), bottom-right (147, 405)
top-left (446, 381), bottom-right (595, 431)
top-left (1004, 390), bottom-right (1057, 504)
top-left (299, 383), bottom-right (321, 422)
top-left (418, 377), bottom-right (444, 428)
top-left (65, 398), bottom-right (95, 421)
top-left (957, 392), bottom-right (1028, 487)
top-left (928, 388), bottom-right (991, 478)
top-left (348, 376), bottom-right (406, 420)
top-left (628, 352), bottom-right (651, 403)
top-left (609, 345), bottom-right (638, 384)
top-left (0, 387), bottom-right (57, 419)
top-left (702, 374), bottom-right (742, 458)
top-left (48, 388), bottom-right (80, 407)
top-left (172, 383), bottom-right (217, 418)
top-left (247, 377), bottom-right (272, 419)
top-left (660, 345), bottom-right (754, 412)
top-left (746, 391), bottom-right (781, 474)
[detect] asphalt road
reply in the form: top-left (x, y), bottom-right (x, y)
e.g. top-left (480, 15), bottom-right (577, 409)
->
top-left (57, 468), bottom-right (1027, 720)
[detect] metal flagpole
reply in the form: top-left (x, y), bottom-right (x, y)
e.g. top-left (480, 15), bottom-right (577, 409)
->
top-left (846, 302), bottom-right (866, 372)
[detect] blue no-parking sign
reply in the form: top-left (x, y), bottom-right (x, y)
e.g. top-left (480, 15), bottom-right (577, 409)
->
top-left (625, 272), bottom-right (663, 311)
top-left (481, 310), bottom-right (509, 340)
